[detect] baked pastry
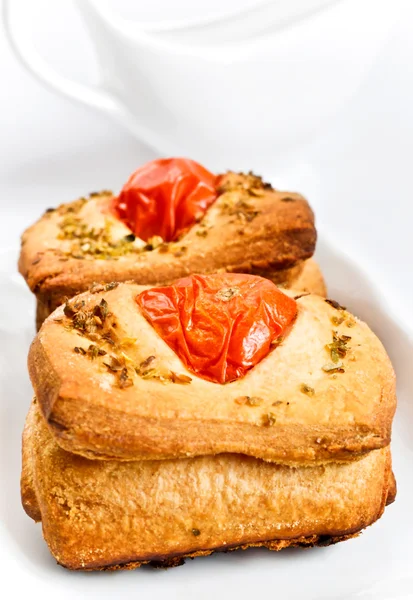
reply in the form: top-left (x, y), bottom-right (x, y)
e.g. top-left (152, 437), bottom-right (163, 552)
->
top-left (28, 276), bottom-right (395, 464)
top-left (22, 399), bottom-right (395, 571)
top-left (18, 158), bottom-right (323, 329)
top-left (24, 273), bottom-right (396, 569)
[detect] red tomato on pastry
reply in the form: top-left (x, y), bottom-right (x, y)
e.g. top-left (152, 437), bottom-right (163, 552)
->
top-left (136, 273), bottom-right (297, 384)
top-left (112, 158), bottom-right (218, 242)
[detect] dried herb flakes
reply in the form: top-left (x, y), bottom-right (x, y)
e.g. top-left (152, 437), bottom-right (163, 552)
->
top-left (58, 214), bottom-right (141, 260)
top-left (235, 395), bottom-right (263, 406)
top-left (90, 281), bottom-right (119, 294)
top-left (300, 384), bottom-right (315, 396)
top-left (262, 412), bottom-right (276, 426)
top-left (322, 362), bottom-right (345, 374)
top-left (119, 367), bottom-right (133, 389)
top-left (325, 299), bottom-right (346, 311)
top-left (215, 286), bottom-right (240, 302)
top-left (326, 332), bottom-right (351, 364)
top-left (170, 372), bottom-right (192, 384)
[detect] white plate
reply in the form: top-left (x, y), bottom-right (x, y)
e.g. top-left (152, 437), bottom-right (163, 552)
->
top-left (0, 238), bottom-right (412, 600)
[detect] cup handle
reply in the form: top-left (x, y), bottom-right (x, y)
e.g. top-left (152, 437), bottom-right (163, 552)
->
top-left (2, 0), bottom-right (120, 115)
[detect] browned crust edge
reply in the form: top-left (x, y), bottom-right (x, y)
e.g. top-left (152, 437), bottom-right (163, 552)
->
top-left (44, 402), bottom-right (392, 465)
top-left (57, 532), bottom-right (360, 571)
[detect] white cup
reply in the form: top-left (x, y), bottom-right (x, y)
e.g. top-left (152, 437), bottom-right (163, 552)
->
top-left (87, 0), bottom-right (341, 46)
top-left (3, 0), bottom-right (396, 170)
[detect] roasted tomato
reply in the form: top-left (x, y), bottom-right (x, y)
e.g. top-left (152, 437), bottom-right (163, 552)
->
top-left (136, 273), bottom-right (297, 384)
top-left (112, 158), bottom-right (218, 242)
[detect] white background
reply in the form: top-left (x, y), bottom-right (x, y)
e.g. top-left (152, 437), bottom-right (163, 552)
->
top-left (1, 0), bottom-right (413, 329)
top-left (1, 0), bottom-right (413, 596)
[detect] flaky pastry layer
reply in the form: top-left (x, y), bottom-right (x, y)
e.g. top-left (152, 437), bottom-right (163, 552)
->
top-left (28, 283), bottom-right (396, 464)
top-left (22, 401), bottom-right (393, 570)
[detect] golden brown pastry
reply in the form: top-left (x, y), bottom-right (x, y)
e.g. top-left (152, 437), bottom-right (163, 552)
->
top-left (22, 399), bottom-right (394, 571)
top-left (284, 257), bottom-right (326, 295)
top-left (23, 273), bottom-right (397, 569)
top-left (28, 277), bottom-right (396, 465)
top-left (18, 160), bottom-right (320, 329)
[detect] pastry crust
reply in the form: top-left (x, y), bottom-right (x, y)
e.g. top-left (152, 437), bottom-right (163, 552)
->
top-left (22, 400), bottom-right (393, 571)
top-left (28, 283), bottom-right (396, 464)
top-left (18, 173), bottom-right (317, 327)
top-left (287, 257), bottom-right (326, 296)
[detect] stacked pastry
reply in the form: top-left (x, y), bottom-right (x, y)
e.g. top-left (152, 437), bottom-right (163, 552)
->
top-left (19, 159), bottom-right (396, 571)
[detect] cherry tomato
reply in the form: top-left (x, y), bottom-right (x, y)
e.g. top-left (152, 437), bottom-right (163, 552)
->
top-left (112, 158), bottom-right (218, 242)
top-left (136, 273), bottom-right (297, 384)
